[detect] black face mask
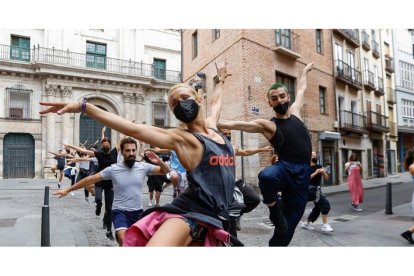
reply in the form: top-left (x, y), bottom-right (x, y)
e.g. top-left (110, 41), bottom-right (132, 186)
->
top-left (225, 135), bottom-right (231, 142)
top-left (173, 99), bottom-right (199, 123)
top-left (311, 158), bottom-right (318, 163)
top-left (125, 158), bottom-right (136, 168)
top-left (273, 101), bottom-right (290, 115)
top-left (102, 147), bottom-right (110, 153)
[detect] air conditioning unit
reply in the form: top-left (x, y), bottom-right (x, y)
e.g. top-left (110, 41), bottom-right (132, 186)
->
top-left (333, 121), bottom-right (339, 128)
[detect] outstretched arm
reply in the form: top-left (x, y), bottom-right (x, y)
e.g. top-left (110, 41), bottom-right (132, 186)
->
top-left (145, 151), bottom-right (170, 175)
top-left (290, 62), bottom-right (314, 118)
top-left (53, 173), bottom-right (103, 198)
top-left (64, 144), bottom-right (95, 157)
top-left (235, 145), bottom-right (273, 157)
top-left (218, 119), bottom-right (275, 140)
top-left (205, 59), bottom-right (232, 129)
top-left (40, 101), bottom-right (183, 151)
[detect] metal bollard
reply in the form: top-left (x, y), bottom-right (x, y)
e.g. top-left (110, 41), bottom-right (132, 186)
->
top-left (385, 182), bottom-right (393, 215)
top-left (41, 186), bottom-right (50, 246)
top-left (44, 186), bottom-right (49, 206)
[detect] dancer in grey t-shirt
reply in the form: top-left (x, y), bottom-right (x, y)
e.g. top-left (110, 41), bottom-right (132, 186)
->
top-left (53, 137), bottom-right (170, 246)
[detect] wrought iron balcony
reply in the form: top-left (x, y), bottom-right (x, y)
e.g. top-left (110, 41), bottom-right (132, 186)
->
top-left (372, 40), bottom-right (380, 58)
top-left (363, 70), bottom-right (376, 91)
top-left (339, 110), bottom-right (367, 134)
top-left (366, 110), bottom-right (389, 133)
top-left (334, 29), bottom-right (360, 47)
top-left (361, 31), bottom-right (371, 51)
top-left (386, 87), bottom-right (396, 104)
top-left (375, 77), bottom-right (384, 96)
top-left (274, 29), bottom-right (301, 59)
top-left (335, 60), bottom-right (362, 90)
top-left (385, 55), bottom-right (395, 73)
top-left (0, 44), bottom-right (181, 83)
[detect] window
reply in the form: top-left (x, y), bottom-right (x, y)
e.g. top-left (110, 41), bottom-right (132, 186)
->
top-left (276, 72), bottom-right (295, 102)
top-left (212, 29), bottom-right (220, 41)
top-left (319, 86), bottom-right (326, 114)
top-left (347, 51), bottom-right (355, 80)
top-left (402, 99), bottom-right (414, 119)
top-left (192, 31), bottom-right (198, 59)
top-left (86, 41), bottom-right (106, 69)
top-left (316, 29), bottom-right (323, 54)
top-left (275, 29), bottom-right (292, 49)
top-left (10, 35), bottom-right (30, 61)
top-left (334, 43), bottom-right (343, 72)
top-left (399, 61), bottom-right (414, 90)
top-left (154, 58), bottom-right (166, 80)
top-left (373, 65), bottom-right (379, 89)
top-left (364, 58), bottom-right (369, 81)
top-left (152, 100), bottom-right (168, 127)
top-left (6, 83), bottom-right (32, 119)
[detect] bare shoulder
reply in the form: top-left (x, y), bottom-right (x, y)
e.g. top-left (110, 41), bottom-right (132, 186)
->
top-left (409, 164), bottom-right (414, 175)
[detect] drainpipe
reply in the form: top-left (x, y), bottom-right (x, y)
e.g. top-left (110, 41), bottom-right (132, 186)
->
top-left (240, 130), bottom-right (245, 183)
top-left (180, 29), bottom-right (183, 83)
top-left (330, 29), bottom-right (340, 185)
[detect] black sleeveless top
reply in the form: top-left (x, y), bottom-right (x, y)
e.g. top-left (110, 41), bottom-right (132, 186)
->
top-left (139, 128), bottom-right (237, 229)
top-left (269, 114), bottom-right (312, 164)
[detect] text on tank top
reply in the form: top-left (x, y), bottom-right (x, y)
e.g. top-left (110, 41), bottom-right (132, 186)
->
top-left (185, 128), bottom-right (236, 213)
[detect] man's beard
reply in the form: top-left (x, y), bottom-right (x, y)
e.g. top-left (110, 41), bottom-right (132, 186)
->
top-left (125, 158), bottom-right (136, 168)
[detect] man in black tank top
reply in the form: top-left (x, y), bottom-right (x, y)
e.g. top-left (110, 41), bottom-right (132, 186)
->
top-left (218, 62), bottom-right (314, 246)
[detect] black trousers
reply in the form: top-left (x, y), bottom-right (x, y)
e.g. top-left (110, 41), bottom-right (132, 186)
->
top-left (235, 180), bottom-right (261, 214)
top-left (95, 180), bottom-right (114, 232)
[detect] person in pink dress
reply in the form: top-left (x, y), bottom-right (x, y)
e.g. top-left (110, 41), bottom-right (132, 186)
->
top-left (345, 153), bottom-right (364, 212)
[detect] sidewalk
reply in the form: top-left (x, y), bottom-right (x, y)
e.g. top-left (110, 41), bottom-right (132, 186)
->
top-left (323, 171), bottom-right (412, 196)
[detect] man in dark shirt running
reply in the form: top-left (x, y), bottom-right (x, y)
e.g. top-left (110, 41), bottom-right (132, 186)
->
top-left (219, 62), bottom-right (314, 246)
top-left (64, 138), bottom-right (119, 241)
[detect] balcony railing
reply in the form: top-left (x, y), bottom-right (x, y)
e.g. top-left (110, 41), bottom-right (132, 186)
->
top-left (334, 29), bottom-right (360, 47)
top-left (366, 111), bottom-right (389, 133)
top-left (361, 31), bottom-right (371, 51)
top-left (335, 60), bottom-right (362, 90)
top-left (386, 87), bottom-right (396, 104)
top-left (339, 110), bottom-right (367, 134)
top-left (376, 77), bottom-right (384, 96)
top-left (274, 29), bottom-right (301, 59)
top-left (372, 40), bottom-right (380, 58)
top-left (0, 44), bottom-right (181, 83)
top-left (385, 55), bottom-right (395, 73)
top-left (363, 70), bottom-right (376, 91)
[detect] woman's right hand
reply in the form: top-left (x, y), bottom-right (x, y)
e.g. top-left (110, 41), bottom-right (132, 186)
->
top-left (39, 101), bottom-right (81, 115)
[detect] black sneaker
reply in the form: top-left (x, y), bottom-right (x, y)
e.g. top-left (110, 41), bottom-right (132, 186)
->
top-left (401, 231), bottom-right (414, 244)
top-left (106, 231), bottom-right (115, 241)
top-left (268, 198), bottom-right (288, 235)
top-left (57, 183), bottom-right (61, 189)
top-left (95, 203), bottom-right (102, 216)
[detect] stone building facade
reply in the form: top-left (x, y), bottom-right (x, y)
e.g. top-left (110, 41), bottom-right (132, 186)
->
top-left (0, 29), bottom-right (181, 179)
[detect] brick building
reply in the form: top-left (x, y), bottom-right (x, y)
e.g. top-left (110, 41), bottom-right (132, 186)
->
top-left (182, 29), bottom-right (338, 186)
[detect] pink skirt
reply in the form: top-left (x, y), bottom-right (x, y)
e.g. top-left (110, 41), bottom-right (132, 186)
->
top-left (123, 210), bottom-right (230, 246)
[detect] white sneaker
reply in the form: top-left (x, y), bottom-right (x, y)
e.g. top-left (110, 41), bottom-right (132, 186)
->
top-left (321, 224), bottom-right (334, 232)
top-left (352, 205), bottom-right (363, 212)
top-left (70, 191), bottom-right (75, 197)
top-left (300, 221), bottom-right (314, 230)
top-left (148, 200), bottom-right (153, 207)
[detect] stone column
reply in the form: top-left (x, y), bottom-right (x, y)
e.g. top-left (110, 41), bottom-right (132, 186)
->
top-left (61, 86), bottom-right (72, 146)
top-left (134, 92), bottom-right (146, 124)
top-left (45, 85), bottom-right (58, 175)
top-left (123, 92), bottom-right (132, 121)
